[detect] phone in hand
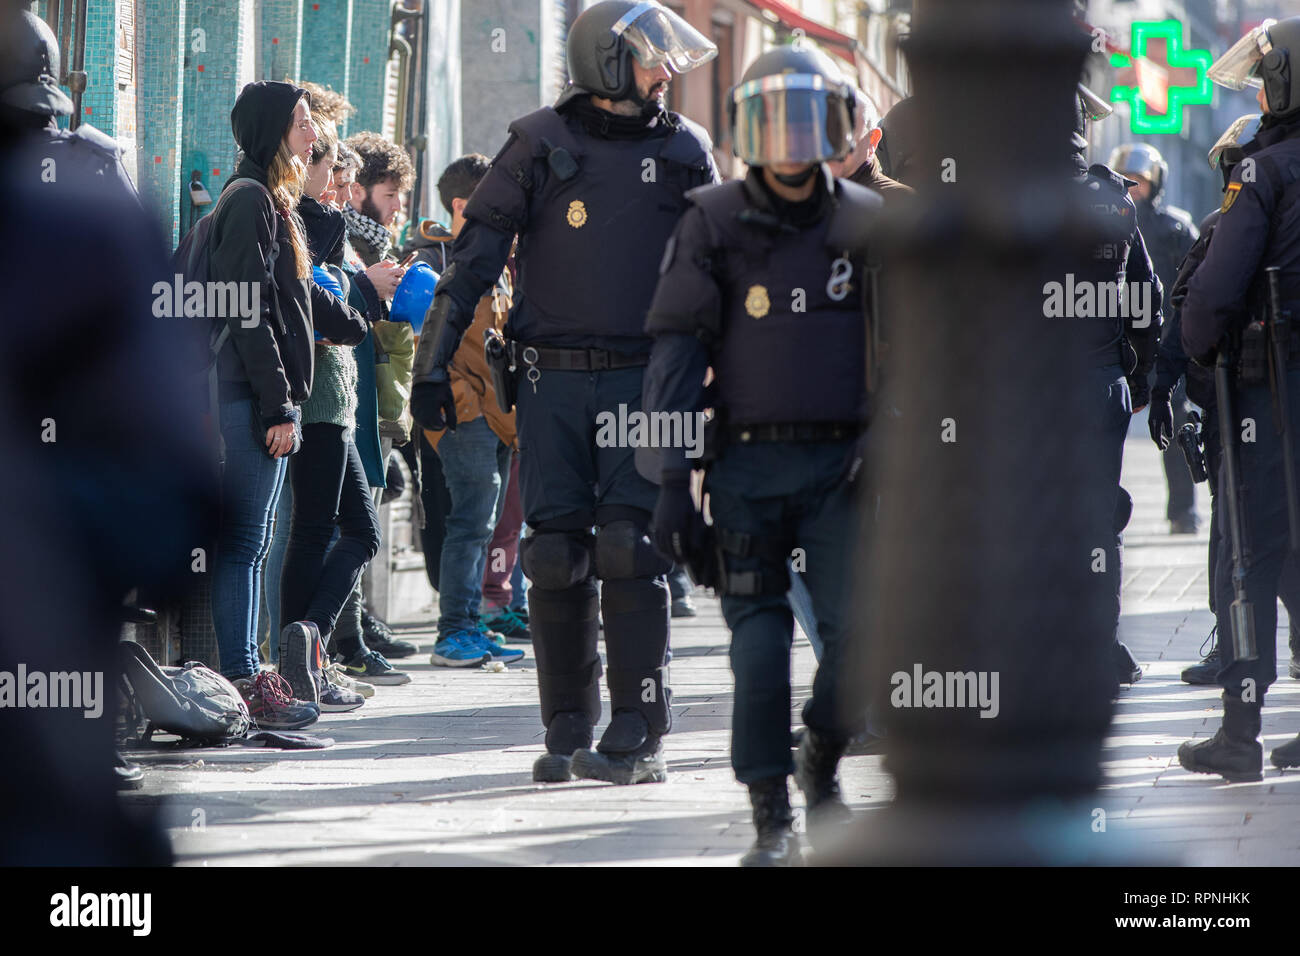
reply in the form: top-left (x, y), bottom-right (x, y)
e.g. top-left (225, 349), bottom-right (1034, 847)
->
top-left (398, 251), bottom-right (418, 269)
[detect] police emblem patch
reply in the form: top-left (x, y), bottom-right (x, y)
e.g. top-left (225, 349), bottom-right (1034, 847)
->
top-left (745, 284), bottom-right (770, 318)
top-left (1222, 181), bottom-right (1242, 213)
top-left (566, 200), bottom-right (588, 228)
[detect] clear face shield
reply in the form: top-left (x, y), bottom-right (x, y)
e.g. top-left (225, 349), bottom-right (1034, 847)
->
top-left (1108, 144), bottom-right (1162, 185)
top-left (732, 73), bottom-right (855, 166)
top-left (611, 2), bottom-right (717, 74)
top-left (1208, 20), bottom-right (1276, 90)
top-left (1208, 113), bottom-right (1263, 169)
top-left (1077, 83), bottom-right (1113, 121)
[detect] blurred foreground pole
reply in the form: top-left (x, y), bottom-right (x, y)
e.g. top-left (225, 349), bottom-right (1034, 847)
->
top-left (836, 0), bottom-right (1124, 863)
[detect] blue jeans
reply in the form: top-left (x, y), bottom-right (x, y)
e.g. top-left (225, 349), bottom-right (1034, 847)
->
top-left (212, 398), bottom-right (288, 680)
top-left (258, 481), bottom-right (293, 665)
top-left (437, 417), bottom-right (512, 637)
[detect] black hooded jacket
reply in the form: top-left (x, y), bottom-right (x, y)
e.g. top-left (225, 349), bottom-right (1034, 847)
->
top-left (208, 80), bottom-right (367, 428)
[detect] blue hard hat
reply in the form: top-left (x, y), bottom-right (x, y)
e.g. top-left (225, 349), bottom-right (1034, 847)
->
top-left (390, 261), bottom-right (439, 332)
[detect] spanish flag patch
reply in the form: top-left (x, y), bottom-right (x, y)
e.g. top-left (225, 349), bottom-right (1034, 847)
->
top-left (1222, 181), bottom-right (1243, 213)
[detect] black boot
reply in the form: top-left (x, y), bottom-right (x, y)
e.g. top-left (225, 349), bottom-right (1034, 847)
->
top-left (1272, 733), bottom-right (1300, 769)
top-left (570, 709), bottom-right (667, 785)
top-left (1181, 626), bottom-right (1220, 685)
top-left (533, 711), bottom-right (592, 783)
top-left (794, 728), bottom-right (851, 824)
top-left (1177, 694), bottom-right (1263, 782)
top-left (740, 777), bottom-right (802, 867)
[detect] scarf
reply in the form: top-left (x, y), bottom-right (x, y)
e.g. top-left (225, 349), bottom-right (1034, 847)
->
top-left (342, 203), bottom-right (392, 259)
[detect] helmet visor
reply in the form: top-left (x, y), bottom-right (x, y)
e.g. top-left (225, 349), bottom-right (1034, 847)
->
top-left (1077, 83), bottom-right (1113, 121)
top-left (613, 2), bottom-right (717, 74)
top-left (1208, 112), bottom-right (1263, 169)
top-left (1209, 20), bottom-right (1275, 90)
top-left (732, 74), bottom-right (854, 165)
top-left (1108, 144), bottom-right (1161, 182)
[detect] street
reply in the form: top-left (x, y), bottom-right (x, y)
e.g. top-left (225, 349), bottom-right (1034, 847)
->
top-left (126, 416), bottom-right (1300, 866)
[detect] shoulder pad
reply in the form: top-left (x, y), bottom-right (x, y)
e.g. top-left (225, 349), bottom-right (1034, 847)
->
top-left (684, 180), bottom-right (747, 218)
top-left (507, 107), bottom-right (584, 159)
top-left (659, 113), bottom-right (713, 169)
top-left (826, 179), bottom-right (883, 254)
top-left (1087, 163), bottom-right (1133, 194)
top-left (70, 122), bottom-right (122, 159)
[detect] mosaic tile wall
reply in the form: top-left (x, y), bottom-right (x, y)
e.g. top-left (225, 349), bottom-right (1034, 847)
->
top-left (347, 0), bottom-right (390, 137)
top-left (300, 0), bottom-right (352, 124)
top-left (180, 0), bottom-right (250, 236)
top-left (136, 1), bottom-right (186, 244)
top-left (260, 0), bottom-right (302, 83)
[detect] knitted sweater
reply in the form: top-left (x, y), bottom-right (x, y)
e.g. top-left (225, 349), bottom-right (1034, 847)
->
top-left (301, 343), bottom-right (358, 430)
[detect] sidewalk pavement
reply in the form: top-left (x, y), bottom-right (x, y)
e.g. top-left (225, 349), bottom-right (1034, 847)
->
top-left (126, 417), bottom-right (1300, 866)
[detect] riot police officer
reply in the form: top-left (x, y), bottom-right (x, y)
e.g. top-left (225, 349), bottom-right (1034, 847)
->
top-left (409, 0), bottom-right (718, 785)
top-left (644, 42), bottom-right (880, 866)
top-left (1152, 114), bottom-right (1300, 686)
top-left (1068, 86), bottom-right (1164, 688)
top-left (1180, 16), bottom-right (1300, 777)
top-left (1109, 143), bottom-right (1201, 534)
top-left (2, 11), bottom-right (138, 203)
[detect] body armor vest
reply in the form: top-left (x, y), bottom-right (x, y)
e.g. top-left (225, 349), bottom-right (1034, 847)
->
top-left (507, 107), bottom-right (713, 347)
top-left (692, 178), bottom-right (878, 426)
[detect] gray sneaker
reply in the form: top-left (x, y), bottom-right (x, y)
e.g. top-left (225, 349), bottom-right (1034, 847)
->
top-left (315, 667), bottom-right (365, 713)
top-left (279, 621), bottom-right (322, 705)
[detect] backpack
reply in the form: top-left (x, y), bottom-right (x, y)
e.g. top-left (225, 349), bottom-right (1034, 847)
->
top-left (173, 177), bottom-right (280, 462)
top-left (119, 640), bottom-right (250, 745)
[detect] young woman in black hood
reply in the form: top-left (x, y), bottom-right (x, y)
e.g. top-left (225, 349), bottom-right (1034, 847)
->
top-left (206, 80), bottom-right (367, 728)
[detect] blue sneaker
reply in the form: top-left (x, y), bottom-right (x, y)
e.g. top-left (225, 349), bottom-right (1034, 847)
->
top-left (472, 629), bottom-right (525, 663)
top-left (430, 631), bottom-right (491, 668)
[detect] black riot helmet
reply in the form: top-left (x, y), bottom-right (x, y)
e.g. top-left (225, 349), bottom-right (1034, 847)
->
top-left (877, 95), bottom-right (918, 185)
top-left (729, 42), bottom-right (855, 167)
top-left (560, 1), bottom-right (715, 107)
top-left (1210, 17), bottom-right (1300, 119)
top-left (0, 11), bottom-right (73, 118)
top-left (1107, 143), bottom-right (1168, 201)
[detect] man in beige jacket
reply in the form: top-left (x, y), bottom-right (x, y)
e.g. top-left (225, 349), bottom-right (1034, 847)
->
top-left (422, 156), bottom-right (524, 667)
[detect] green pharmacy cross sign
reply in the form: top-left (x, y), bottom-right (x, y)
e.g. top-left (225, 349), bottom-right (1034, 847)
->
top-left (1109, 20), bottom-right (1211, 135)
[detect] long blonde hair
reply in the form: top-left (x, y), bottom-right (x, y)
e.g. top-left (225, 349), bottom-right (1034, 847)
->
top-left (266, 137), bottom-right (311, 279)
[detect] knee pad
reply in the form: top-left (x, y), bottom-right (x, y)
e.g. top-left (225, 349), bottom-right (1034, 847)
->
top-left (594, 519), bottom-right (672, 580)
top-left (520, 530), bottom-right (593, 590)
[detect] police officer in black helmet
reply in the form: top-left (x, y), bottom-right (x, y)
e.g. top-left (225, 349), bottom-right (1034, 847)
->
top-left (1066, 84), bottom-right (1163, 690)
top-left (644, 41), bottom-right (881, 866)
top-left (409, 0), bottom-right (718, 786)
top-left (1180, 16), bottom-right (1300, 778)
top-left (1108, 143), bottom-right (1201, 535)
top-left (2, 10), bottom-right (138, 202)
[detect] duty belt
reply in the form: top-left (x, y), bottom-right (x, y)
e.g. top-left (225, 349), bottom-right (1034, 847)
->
top-left (724, 421), bottom-right (863, 444)
top-left (513, 342), bottom-right (650, 371)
